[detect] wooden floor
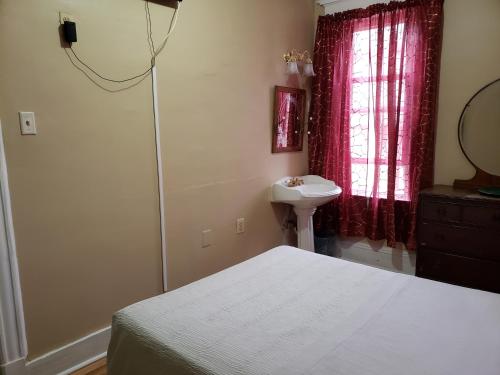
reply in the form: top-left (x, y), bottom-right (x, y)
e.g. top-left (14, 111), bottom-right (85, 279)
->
top-left (71, 358), bottom-right (107, 375)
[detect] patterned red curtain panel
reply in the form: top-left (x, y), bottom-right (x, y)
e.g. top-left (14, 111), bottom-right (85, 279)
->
top-left (308, 0), bottom-right (444, 250)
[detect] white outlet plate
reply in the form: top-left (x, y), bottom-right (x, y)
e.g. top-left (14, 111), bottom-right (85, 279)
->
top-left (201, 229), bottom-right (213, 248)
top-left (236, 218), bottom-right (245, 234)
top-left (19, 112), bottom-right (36, 135)
top-left (59, 12), bottom-right (76, 25)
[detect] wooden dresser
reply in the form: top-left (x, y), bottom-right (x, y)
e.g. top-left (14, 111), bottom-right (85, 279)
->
top-left (416, 185), bottom-right (500, 293)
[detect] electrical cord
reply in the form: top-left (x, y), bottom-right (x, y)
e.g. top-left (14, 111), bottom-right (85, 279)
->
top-left (145, 1), bottom-right (156, 61)
top-left (153, 2), bottom-right (180, 57)
top-left (68, 1), bottom-right (181, 83)
top-left (69, 47), bottom-right (152, 83)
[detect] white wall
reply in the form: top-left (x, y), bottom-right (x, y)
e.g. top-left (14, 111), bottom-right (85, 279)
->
top-left (434, 0), bottom-right (500, 184)
top-left (0, 0), bottom-right (315, 361)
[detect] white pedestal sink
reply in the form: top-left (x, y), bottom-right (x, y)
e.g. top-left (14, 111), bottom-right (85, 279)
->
top-left (270, 175), bottom-right (342, 252)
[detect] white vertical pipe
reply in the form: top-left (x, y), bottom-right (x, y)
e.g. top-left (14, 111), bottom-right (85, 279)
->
top-left (293, 207), bottom-right (317, 252)
top-left (151, 66), bottom-right (168, 292)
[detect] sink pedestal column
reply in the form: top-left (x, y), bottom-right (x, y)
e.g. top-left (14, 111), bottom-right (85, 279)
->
top-left (293, 207), bottom-right (316, 252)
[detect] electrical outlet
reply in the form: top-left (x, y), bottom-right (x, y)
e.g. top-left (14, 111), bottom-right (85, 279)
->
top-left (236, 218), bottom-right (245, 234)
top-left (19, 112), bottom-right (37, 135)
top-left (59, 12), bottom-right (76, 25)
top-left (201, 229), bottom-right (213, 248)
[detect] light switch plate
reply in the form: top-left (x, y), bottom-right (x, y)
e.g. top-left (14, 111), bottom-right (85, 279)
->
top-left (236, 218), bottom-right (245, 234)
top-left (19, 112), bottom-right (37, 135)
top-left (201, 229), bottom-right (213, 248)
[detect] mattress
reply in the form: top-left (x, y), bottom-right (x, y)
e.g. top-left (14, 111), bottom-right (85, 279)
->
top-left (107, 246), bottom-right (500, 375)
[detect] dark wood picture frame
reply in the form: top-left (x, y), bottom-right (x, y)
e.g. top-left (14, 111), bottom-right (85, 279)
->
top-left (272, 86), bottom-right (306, 153)
top-left (453, 78), bottom-right (500, 189)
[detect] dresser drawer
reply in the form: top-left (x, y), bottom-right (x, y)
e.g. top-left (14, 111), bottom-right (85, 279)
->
top-left (421, 200), bottom-right (461, 223)
top-left (418, 186), bottom-right (500, 294)
top-left (462, 205), bottom-right (500, 228)
top-left (416, 248), bottom-right (500, 293)
top-left (419, 222), bottom-right (500, 261)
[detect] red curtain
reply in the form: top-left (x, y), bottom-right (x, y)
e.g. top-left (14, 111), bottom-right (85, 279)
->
top-left (309, 0), bottom-right (444, 250)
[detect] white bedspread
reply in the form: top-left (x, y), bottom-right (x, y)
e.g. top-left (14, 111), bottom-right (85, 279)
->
top-left (108, 246), bottom-right (500, 375)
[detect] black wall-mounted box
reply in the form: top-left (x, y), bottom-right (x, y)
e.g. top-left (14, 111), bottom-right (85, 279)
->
top-left (63, 21), bottom-right (77, 44)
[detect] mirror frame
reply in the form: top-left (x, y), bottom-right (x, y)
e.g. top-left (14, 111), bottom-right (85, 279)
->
top-left (454, 78), bottom-right (500, 189)
top-left (272, 86), bottom-right (306, 153)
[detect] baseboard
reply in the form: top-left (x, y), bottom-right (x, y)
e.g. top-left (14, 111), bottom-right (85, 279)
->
top-left (335, 237), bottom-right (416, 275)
top-left (25, 326), bottom-right (110, 375)
top-left (1, 358), bottom-right (26, 375)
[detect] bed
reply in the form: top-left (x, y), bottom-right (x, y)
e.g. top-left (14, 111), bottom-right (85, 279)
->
top-left (107, 246), bottom-right (500, 375)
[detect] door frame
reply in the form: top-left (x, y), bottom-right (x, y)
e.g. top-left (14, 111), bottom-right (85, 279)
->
top-left (0, 121), bottom-right (28, 372)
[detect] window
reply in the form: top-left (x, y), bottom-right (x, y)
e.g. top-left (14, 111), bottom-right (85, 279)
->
top-left (349, 23), bottom-right (410, 201)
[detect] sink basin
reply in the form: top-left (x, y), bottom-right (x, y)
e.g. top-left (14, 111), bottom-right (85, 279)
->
top-left (270, 175), bottom-right (342, 208)
top-left (270, 175), bottom-right (342, 252)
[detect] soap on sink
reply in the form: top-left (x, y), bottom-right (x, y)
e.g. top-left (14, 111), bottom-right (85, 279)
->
top-left (287, 177), bottom-right (304, 187)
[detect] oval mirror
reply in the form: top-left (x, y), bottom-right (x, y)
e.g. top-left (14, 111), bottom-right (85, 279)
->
top-left (456, 78), bottom-right (500, 187)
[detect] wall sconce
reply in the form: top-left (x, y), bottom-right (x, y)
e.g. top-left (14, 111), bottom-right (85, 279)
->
top-left (283, 50), bottom-right (315, 77)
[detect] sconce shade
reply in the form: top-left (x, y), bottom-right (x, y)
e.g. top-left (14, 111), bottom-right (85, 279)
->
top-left (286, 61), bottom-right (300, 75)
top-left (303, 63), bottom-right (316, 77)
